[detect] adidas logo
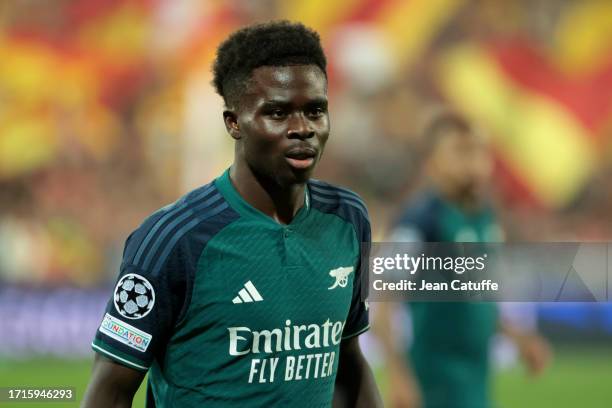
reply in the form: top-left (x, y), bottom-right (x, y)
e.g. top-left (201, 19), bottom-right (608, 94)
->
top-left (232, 280), bottom-right (263, 304)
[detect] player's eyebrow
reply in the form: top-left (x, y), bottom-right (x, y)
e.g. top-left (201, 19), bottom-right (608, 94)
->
top-left (261, 97), bottom-right (328, 109)
top-left (305, 98), bottom-right (328, 109)
top-left (261, 100), bottom-right (292, 109)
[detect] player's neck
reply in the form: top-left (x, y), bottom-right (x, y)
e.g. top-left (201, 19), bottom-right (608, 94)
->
top-left (229, 163), bottom-right (305, 225)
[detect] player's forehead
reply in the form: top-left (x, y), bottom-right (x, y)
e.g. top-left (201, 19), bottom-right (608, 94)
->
top-left (243, 64), bottom-right (327, 104)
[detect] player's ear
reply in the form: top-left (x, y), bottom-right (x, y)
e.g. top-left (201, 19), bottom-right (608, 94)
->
top-left (223, 110), bottom-right (241, 140)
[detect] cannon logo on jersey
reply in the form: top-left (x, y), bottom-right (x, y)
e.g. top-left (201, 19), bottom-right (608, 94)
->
top-left (327, 266), bottom-right (354, 290)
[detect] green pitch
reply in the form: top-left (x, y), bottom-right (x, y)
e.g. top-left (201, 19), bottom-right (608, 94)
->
top-left (375, 346), bottom-right (612, 408)
top-left (0, 347), bottom-right (610, 407)
top-left (0, 358), bottom-right (146, 408)
top-left (493, 346), bottom-right (612, 408)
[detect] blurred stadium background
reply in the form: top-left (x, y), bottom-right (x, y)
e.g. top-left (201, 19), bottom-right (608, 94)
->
top-left (0, 0), bottom-right (611, 406)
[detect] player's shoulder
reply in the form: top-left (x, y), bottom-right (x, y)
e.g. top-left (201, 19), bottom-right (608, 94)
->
top-left (122, 180), bottom-right (237, 270)
top-left (399, 190), bottom-right (443, 222)
top-left (308, 178), bottom-right (369, 223)
top-left (139, 180), bottom-right (227, 233)
top-left (394, 190), bottom-right (443, 239)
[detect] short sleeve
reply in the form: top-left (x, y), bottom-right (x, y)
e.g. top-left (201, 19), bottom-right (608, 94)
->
top-left (342, 212), bottom-right (371, 340)
top-left (304, 180), bottom-right (373, 340)
top-left (91, 230), bottom-right (188, 372)
top-left (392, 192), bottom-right (440, 242)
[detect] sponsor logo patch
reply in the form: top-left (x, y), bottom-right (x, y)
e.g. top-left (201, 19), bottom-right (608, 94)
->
top-left (232, 280), bottom-right (264, 304)
top-left (113, 273), bottom-right (155, 319)
top-left (99, 313), bottom-right (152, 352)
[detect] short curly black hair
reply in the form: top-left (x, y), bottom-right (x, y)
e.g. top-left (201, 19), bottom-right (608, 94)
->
top-left (212, 20), bottom-right (327, 108)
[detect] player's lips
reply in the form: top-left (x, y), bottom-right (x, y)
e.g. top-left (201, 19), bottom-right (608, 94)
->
top-left (285, 146), bottom-right (317, 170)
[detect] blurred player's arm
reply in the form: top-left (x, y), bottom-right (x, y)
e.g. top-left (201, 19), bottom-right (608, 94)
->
top-left (373, 302), bottom-right (421, 408)
top-left (81, 354), bottom-right (145, 408)
top-left (499, 318), bottom-right (552, 376)
top-left (335, 336), bottom-right (383, 408)
top-left (374, 224), bottom-right (426, 407)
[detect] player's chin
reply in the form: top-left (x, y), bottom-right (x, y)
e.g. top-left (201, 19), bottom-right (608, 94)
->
top-left (280, 165), bottom-right (316, 186)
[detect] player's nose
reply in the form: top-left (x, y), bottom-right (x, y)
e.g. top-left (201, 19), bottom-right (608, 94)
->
top-left (287, 113), bottom-right (315, 139)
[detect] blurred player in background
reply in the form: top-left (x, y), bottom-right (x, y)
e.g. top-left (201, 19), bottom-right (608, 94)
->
top-left (83, 21), bottom-right (381, 407)
top-left (375, 110), bottom-right (551, 408)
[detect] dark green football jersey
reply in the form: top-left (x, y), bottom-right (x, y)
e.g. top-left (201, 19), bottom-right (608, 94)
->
top-left (394, 190), bottom-right (502, 408)
top-left (92, 169), bottom-right (370, 407)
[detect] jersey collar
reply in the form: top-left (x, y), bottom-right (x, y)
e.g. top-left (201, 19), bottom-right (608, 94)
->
top-left (215, 168), bottom-right (310, 226)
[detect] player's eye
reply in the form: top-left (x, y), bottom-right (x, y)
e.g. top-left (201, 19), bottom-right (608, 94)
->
top-left (306, 107), bottom-right (326, 118)
top-left (306, 101), bottom-right (328, 118)
top-left (267, 109), bottom-right (287, 119)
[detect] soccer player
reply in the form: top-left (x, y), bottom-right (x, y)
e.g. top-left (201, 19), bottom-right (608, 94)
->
top-left (82, 21), bottom-right (381, 407)
top-left (375, 111), bottom-right (551, 408)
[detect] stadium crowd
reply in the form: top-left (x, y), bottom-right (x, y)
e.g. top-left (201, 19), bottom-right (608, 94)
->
top-left (1, 0), bottom-right (611, 286)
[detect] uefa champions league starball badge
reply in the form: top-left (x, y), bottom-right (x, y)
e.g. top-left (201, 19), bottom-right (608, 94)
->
top-left (113, 273), bottom-right (155, 319)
